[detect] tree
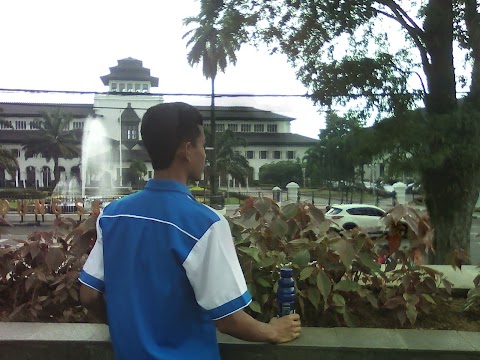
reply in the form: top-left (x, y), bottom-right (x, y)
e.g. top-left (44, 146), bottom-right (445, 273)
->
top-left (0, 118), bottom-right (18, 176)
top-left (0, 146), bottom-right (18, 178)
top-left (183, 1), bottom-right (248, 195)
top-left (259, 160), bottom-right (303, 187)
top-left (22, 110), bottom-right (80, 186)
top-left (304, 112), bottom-right (363, 187)
top-left (128, 160), bottom-right (147, 190)
top-left (218, 0), bottom-right (480, 264)
top-left (216, 129), bottom-right (252, 189)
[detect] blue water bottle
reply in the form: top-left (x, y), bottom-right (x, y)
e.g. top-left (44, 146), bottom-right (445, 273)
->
top-left (277, 267), bottom-right (296, 317)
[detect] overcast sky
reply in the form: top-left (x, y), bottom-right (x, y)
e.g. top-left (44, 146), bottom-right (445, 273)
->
top-left (0, 0), bottom-right (324, 138)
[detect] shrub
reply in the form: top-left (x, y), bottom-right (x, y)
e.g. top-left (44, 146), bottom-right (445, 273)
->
top-left (229, 199), bottom-right (452, 327)
top-left (0, 200), bottom-right (456, 327)
top-left (0, 215), bottom-right (97, 322)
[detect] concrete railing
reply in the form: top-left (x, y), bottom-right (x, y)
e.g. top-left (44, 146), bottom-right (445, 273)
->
top-left (0, 323), bottom-right (479, 360)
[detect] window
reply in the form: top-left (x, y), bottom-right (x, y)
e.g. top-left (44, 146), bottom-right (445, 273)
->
top-left (204, 124), bottom-right (210, 131)
top-left (119, 83), bottom-right (125, 92)
top-left (148, 171), bottom-right (153, 179)
top-left (111, 83), bottom-right (117, 92)
top-left (216, 124), bottom-right (225, 132)
top-left (73, 122), bottom-right (84, 129)
top-left (254, 124), bottom-right (264, 132)
top-left (267, 124), bottom-right (277, 133)
top-left (135, 83), bottom-right (141, 92)
top-left (0, 120), bottom-right (12, 129)
top-left (273, 151), bottom-right (282, 159)
top-left (287, 151), bottom-right (295, 160)
top-left (246, 151), bottom-right (254, 159)
top-left (127, 125), bottom-right (138, 140)
top-left (241, 124), bottom-right (251, 132)
top-left (10, 149), bottom-right (20, 158)
top-left (259, 151), bottom-right (268, 159)
top-left (228, 124), bottom-right (238, 132)
top-left (127, 83), bottom-right (133, 92)
top-left (15, 121), bottom-right (27, 130)
top-left (142, 84), bottom-right (149, 92)
top-left (30, 120), bottom-right (41, 129)
top-left (379, 163), bottom-right (385, 177)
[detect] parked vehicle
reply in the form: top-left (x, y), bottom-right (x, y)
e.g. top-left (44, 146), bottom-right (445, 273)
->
top-left (325, 204), bottom-right (387, 237)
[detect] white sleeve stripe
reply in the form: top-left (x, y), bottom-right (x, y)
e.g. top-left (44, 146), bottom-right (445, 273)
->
top-left (212, 298), bottom-right (252, 321)
top-left (101, 214), bottom-right (205, 242)
top-left (78, 278), bottom-right (104, 293)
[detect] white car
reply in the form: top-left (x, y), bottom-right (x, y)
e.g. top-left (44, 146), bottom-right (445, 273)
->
top-left (325, 204), bottom-right (387, 236)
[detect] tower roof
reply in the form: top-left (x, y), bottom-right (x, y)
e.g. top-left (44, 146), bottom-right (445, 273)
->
top-left (100, 57), bottom-right (159, 87)
top-left (121, 103), bottom-right (141, 123)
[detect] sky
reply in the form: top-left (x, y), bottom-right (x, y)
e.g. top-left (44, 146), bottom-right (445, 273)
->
top-left (0, 0), bottom-right (324, 139)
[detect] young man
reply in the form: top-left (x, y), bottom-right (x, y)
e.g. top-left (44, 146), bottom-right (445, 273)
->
top-left (79, 102), bottom-right (301, 359)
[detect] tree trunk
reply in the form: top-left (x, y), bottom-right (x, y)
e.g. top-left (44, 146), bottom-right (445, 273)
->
top-left (423, 0), bottom-right (456, 114)
top-left (53, 157), bottom-right (60, 187)
top-left (210, 77), bottom-right (217, 196)
top-left (465, 0), bottom-right (480, 106)
top-left (421, 0), bottom-right (466, 264)
top-left (423, 163), bottom-right (480, 264)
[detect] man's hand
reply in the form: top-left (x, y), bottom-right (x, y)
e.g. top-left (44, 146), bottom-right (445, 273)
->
top-left (268, 314), bottom-right (301, 344)
top-left (215, 310), bottom-right (301, 344)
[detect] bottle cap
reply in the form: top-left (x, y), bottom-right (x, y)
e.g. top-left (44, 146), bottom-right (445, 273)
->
top-left (280, 267), bottom-right (293, 277)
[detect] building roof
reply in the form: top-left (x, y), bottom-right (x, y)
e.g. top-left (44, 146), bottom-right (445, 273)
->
top-left (0, 103), bottom-right (94, 118)
top-left (241, 133), bottom-right (317, 146)
top-left (197, 106), bottom-right (294, 122)
top-left (121, 103), bottom-right (141, 123)
top-left (100, 57), bottom-right (159, 87)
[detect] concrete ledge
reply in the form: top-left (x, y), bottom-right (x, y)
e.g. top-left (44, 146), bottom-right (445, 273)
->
top-left (0, 323), bottom-right (479, 360)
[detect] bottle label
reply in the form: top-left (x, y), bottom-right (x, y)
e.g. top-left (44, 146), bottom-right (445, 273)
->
top-left (278, 303), bottom-right (295, 317)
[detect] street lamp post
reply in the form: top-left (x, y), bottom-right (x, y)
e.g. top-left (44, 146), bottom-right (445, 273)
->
top-left (302, 167), bottom-right (306, 189)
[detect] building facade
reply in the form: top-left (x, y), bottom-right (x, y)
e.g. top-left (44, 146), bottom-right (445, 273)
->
top-left (0, 58), bottom-right (317, 189)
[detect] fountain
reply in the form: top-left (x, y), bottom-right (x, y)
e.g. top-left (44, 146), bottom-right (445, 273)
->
top-left (81, 116), bottom-right (115, 200)
top-left (51, 172), bottom-right (82, 212)
top-left (49, 116), bottom-right (126, 213)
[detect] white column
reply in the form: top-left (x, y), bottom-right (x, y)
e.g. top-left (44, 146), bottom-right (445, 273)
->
top-left (392, 182), bottom-right (407, 205)
top-left (286, 182), bottom-right (300, 202)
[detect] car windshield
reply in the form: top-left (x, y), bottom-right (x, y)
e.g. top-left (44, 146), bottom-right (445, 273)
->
top-left (327, 208), bottom-right (342, 215)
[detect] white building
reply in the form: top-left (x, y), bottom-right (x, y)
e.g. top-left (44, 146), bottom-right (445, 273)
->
top-left (0, 57), bottom-right (317, 188)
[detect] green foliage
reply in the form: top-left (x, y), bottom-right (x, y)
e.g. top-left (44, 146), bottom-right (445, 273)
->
top-left (0, 146), bottom-right (18, 177)
top-left (216, 129), bottom-right (252, 184)
top-left (0, 216), bottom-right (98, 322)
top-left (21, 110), bottom-right (80, 185)
top-left (128, 160), bottom-right (148, 189)
top-left (230, 199), bottom-right (451, 327)
top-left (465, 272), bottom-right (480, 312)
top-left (214, 1), bottom-right (480, 262)
top-left (304, 112), bottom-right (368, 187)
top-left (259, 160), bottom-right (302, 187)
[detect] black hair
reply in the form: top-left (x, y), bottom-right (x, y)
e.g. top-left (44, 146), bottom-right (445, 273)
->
top-left (141, 102), bottom-right (203, 170)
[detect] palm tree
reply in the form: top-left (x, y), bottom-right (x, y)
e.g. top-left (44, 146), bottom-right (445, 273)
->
top-left (216, 129), bottom-right (251, 188)
top-left (0, 119), bottom-right (18, 177)
top-left (183, 2), bottom-right (243, 195)
top-left (128, 160), bottom-right (148, 189)
top-left (0, 146), bottom-right (18, 178)
top-left (22, 110), bottom-right (80, 186)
